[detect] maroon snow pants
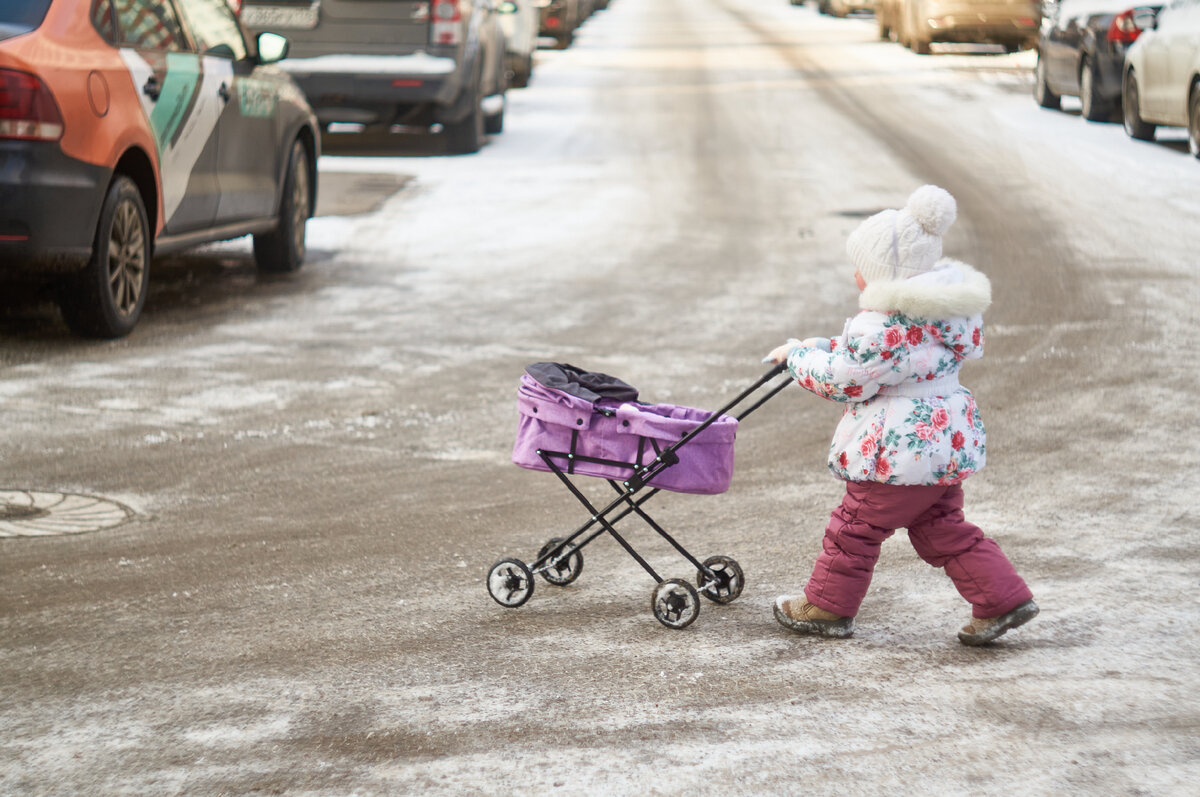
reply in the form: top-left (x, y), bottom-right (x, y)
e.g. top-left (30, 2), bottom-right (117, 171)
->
top-left (804, 481), bottom-right (1033, 619)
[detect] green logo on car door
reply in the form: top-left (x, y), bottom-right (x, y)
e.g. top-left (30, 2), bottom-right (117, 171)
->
top-left (238, 79), bottom-right (278, 119)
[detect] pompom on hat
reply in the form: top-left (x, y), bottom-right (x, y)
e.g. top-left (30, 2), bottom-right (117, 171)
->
top-left (846, 185), bottom-right (957, 284)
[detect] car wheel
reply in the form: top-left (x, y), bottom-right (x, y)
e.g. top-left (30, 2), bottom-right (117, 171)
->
top-left (58, 175), bottom-right (151, 338)
top-left (444, 71), bottom-right (485, 154)
top-left (913, 36), bottom-right (932, 55)
top-left (1080, 57), bottom-right (1110, 122)
top-left (1034, 52), bottom-right (1061, 110)
top-left (1189, 87), bottom-right (1200, 159)
top-left (512, 53), bottom-right (532, 89)
top-left (254, 139), bottom-right (310, 273)
top-left (1122, 69), bottom-right (1156, 141)
top-left (484, 99), bottom-right (505, 135)
top-left (878, 20), bottom-right (891, 39)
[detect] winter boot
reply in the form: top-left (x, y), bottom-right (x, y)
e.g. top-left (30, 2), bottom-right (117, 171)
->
top-left (773, 595), bottom-right (855, 638)
top-left (957, 599), bottom-right (1039, 646)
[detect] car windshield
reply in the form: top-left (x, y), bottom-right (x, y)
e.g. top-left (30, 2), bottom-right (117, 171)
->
top-left (0, 0), bottom-right (54, 41)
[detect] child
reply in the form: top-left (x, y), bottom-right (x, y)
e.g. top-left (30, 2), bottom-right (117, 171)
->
top-left (764, 185), bottom-right (1037, 646)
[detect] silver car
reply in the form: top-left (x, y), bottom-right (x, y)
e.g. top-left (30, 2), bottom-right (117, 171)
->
top-left (239, 0), bottom-right (508, 154)
top-left (1122, 0), bottom-right (1200, 156)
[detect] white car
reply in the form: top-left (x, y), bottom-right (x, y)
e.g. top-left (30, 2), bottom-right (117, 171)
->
top-left (499, 0), bottom-right (539, 87)
top-left (1122, 0), bottom-right (1200, 156)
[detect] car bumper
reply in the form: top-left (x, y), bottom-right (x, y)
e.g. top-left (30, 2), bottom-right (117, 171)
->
top-left (924, 20), bottom-right (1038, 44)
top-left (278, 53), bottom-right (460, 125)
top-left (0, 141), bottom-right (108, 271)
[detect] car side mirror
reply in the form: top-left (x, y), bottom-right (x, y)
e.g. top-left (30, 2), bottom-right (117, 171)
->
top-left (1131, 7), bottom-right (1158, 30)
top-left (257, 32), bottom-right (290, 64)
top-left (498, 1), bottom-right (518, 12)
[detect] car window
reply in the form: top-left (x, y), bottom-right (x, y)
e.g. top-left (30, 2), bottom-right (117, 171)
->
top-left (113, 0), bottom-right (189, 50)
top-left (175, 0), bottom-right (247, 60)
top-left (92, 0), bottom-right (118, 44)
top-left (0, 0), bottom-right (54, 41)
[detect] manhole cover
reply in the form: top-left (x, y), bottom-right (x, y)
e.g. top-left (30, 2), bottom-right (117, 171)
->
top-left (0, 491), bottom-right (133, 538)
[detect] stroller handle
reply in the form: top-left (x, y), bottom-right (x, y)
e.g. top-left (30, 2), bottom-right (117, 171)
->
top-left (734, 362), bottom-right (791, 421)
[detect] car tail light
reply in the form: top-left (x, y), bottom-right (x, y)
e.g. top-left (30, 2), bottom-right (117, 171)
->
top-left (1107, 10), bottom-right (1143, 44)
top-left (0, 69), bottom-right (64, 141)
top-left (431, 0), bottom-right (462, 45)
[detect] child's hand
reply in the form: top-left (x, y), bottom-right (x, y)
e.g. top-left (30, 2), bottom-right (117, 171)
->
top-left (762, 337), bottom-right (832, 364)
top-left (763, 339), bottom-right (801, 364)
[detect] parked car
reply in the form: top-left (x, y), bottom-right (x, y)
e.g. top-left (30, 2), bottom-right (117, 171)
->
top-left (897, 0), bottom-right (1041, 53)
top-left (818, 0), bottom-right (877, 16)
top-left (539, 0), bottom-right (586, 49)
top-left (0, 0), bottom-right (319, 338)
top-left (239, 0), bottom-right (507, 154)
top-left (499, 0), bottom-right (538, 88)
top-left (1122, 0), bottom-right (1200, 156)
top-left (1035, 0), bottom-right (1160, 121)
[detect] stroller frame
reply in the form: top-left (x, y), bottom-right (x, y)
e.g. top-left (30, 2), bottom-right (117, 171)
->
top-left (488, 364), bottom-right (791, 629)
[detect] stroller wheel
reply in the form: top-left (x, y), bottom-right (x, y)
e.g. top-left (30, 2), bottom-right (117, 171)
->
top-left (536, 537), bottom-right (584, 586)
top-left (651, 579), bottom-right (700, 629)
top-left (487, 558), bottom-right (534, 608)
top-left (696, 555), bottom-right (745, 604)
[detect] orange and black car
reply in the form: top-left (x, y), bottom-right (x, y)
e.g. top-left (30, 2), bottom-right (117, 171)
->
top-left (0, 0), bottom-right (319, 337)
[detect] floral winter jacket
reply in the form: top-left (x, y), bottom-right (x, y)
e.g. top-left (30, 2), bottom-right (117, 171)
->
top-left (786, 260), bottom-right (992, 486)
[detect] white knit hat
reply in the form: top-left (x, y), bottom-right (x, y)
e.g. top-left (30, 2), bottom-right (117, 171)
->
top-left (846, 185), bottom-right (957, 284)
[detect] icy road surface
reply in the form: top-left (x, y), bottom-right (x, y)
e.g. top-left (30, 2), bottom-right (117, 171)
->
top-left (2, 0), bottom-right (1199, 794)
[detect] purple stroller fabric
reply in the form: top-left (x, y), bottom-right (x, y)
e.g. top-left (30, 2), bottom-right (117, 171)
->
top-left (512, 373), bottom-right (739, 495)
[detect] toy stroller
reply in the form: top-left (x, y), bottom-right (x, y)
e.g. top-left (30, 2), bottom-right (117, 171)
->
top-left (487, 362), bottom-right (791, 629)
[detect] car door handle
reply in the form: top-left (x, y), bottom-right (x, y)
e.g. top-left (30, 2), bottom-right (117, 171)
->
top-left (143, 76), bottom-right (161, 100)
top-left (218, 82), bottom-right (231, 102)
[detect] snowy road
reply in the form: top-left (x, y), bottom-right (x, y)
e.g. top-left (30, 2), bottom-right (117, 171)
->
top-left (3, 0), bottom-right (1200, 793)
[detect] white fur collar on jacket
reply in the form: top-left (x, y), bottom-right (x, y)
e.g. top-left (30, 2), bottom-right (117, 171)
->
top-left (859, 260), bottom-right (991, 319)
